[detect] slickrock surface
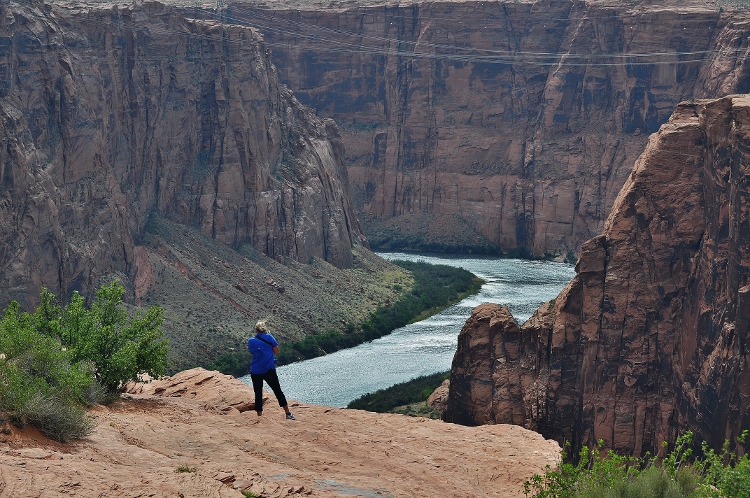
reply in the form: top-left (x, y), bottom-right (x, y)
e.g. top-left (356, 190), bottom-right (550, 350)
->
top-left (228, 0), bottom-right (750, 256)
top-left (0, 368), bottom-right (560, 497)
top-left (445, 95), bottom-right (750, 458)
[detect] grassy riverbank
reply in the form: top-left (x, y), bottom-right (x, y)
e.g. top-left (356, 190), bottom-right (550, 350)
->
top-left (347, 371), bottom-right (450, 419)
top-left (209, 260), bottom-right (483, 376)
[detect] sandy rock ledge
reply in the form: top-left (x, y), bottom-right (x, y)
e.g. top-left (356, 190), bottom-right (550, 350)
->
top-left (0, 368), bottom-right (560, 497)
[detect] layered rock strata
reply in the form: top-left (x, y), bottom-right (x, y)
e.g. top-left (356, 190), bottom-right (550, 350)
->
top-left (445, 95), bottom-right (750, 457)
top-left (0, 0), bottom-right (363, 307)
top-left (226, 0), bottom-right (750, 256)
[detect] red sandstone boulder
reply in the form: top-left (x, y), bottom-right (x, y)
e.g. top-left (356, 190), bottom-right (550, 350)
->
top-left (125, 367), bottom-right (266, 414)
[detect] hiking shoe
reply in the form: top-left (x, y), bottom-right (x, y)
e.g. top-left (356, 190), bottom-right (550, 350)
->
top-left (286, 412), bottom-right (295, 420)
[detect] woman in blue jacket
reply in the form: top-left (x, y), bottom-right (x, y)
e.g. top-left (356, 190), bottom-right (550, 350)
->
top-left (247, 320), bottom-right (295, 420)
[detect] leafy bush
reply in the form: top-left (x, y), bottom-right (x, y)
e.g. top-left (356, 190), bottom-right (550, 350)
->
top-left (0, 282), bottom-right (168, 441)
top-left (38, 282), bottom-right (168, 393)
top-left (524, 431), bottom-right (750, 498)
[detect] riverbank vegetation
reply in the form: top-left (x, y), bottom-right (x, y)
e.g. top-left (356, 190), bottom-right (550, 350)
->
top-left (347, 371), bottom-right (449, 419)
top-left (209, 260), bottom-right (483, 376)
top-left (0, 282), bottom-right (168, 441)
top-left (524, 431), bottom-right (750, 498)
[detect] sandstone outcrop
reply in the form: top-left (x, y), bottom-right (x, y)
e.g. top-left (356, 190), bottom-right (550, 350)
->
top-left (0, 367), bottom-right (561, 497)
top-left (226, 0), bottom-right (750, 256)
top-left (124, 367), bottom-right (265, 413)
top-left (445, 95), bottom-right (750, 457)
top-left (0, 0), bottom-right (364, 309)
top-left (426, 378), bottom-right (450, 414)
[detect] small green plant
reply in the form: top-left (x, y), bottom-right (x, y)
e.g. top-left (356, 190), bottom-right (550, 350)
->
top-left (20, 393), bottom-right (96, 443)
top-left (241, 491), bottom-right (259, 498)
top-left (175, 465), bottom-right (197, 473)
top-left (523, 430), bottom-right (750, 498)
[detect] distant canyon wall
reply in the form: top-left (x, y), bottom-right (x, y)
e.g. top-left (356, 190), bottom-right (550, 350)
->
top-left (0, 0), bottom-right (363, 306)
top-left (229, 0), bottom-right (750, 256)
top-left (444, 95), bottom-right (750, 457)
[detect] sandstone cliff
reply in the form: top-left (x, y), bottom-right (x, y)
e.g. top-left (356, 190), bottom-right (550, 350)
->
top-left (444, 95), bottom-right (750, 458)
top-left (0, 367), bottom-right (561, 497)
top-left (0, 0), bottom-right (364, 310)
top-left (225, 0), bottom-right (750, 256)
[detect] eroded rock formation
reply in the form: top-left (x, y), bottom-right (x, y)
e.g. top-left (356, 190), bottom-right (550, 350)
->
top-left (227, 0), bottom-right (750, 256)
top-left (0, 0), bottom-right (363, 307)
top-left (445, 95), bottom-right (750, 457)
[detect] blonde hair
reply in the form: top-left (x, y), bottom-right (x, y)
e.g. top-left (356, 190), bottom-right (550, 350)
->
top-left (254, 320), bottom-right (269, 333)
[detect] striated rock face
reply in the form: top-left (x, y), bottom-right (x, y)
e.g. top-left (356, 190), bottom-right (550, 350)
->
top-left (445, 95), bottom-right (750, 457)
top-left (0, 0), bottom-right (363, 307)
top-left (227, 0), bottom-right (750, 256)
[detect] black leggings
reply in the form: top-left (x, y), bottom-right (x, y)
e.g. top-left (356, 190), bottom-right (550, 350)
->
top-left (250, 369), bottom-right (287, 412)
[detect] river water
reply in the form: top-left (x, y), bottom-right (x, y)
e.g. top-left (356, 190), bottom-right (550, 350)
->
top-left (241, 252), bottom-right (575, 408)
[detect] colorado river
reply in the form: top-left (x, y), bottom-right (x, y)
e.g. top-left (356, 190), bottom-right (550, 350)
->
top-left (242, 252), bottom-right (575, 408)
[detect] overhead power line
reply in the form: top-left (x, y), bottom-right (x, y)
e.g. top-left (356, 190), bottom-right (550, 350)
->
top-left (83, 2), bottom-right (750, 68)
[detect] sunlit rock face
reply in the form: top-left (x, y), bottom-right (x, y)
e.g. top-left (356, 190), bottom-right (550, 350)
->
top-left (0, 1), bottom-right (364, 306)
top-left (228, 0), bottom-right (750, 256)
top-left (445, 95), bottom-right (750, 458)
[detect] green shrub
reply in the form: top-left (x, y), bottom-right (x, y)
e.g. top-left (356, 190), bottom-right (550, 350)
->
top-left (0, 282), bottom-right (168, 441)
top-left (20, 393), bottom-right (96, 442)
top-left (524, 431), bottom-right (750, 498)
top-left (53, 283), bottom-right (168, 393)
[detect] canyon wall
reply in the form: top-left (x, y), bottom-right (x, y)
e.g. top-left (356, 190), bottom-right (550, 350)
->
top-left (0, 0), bottom-right (364, 307)
top-left (444, 95), bottom-right (750, 457)
top-left (228, 0), bottom-right (750, 256)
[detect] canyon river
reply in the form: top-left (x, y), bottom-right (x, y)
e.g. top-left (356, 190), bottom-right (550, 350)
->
top-left (242, 252), bottom-right (575, 408)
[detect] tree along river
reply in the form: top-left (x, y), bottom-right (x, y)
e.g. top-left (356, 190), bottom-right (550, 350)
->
top-left (241, 252), bottom-right (576, 408)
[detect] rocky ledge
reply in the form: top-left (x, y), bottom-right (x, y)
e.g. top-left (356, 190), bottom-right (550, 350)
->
top-left (0, 368), bottom-right (560, 497)
top-left (445, 95), bottom-right (750, 458)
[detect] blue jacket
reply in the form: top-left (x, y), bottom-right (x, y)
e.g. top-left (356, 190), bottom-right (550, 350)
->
top-left (247, 332), bottom-right (278, 374)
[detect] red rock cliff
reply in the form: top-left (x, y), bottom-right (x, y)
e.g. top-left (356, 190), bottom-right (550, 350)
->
top-left (444, 95), bottom-right (750, 457)
top-left (227, 0), bottom-right (750, 256)
top-left (0, 0), bottom-right (364, 306)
